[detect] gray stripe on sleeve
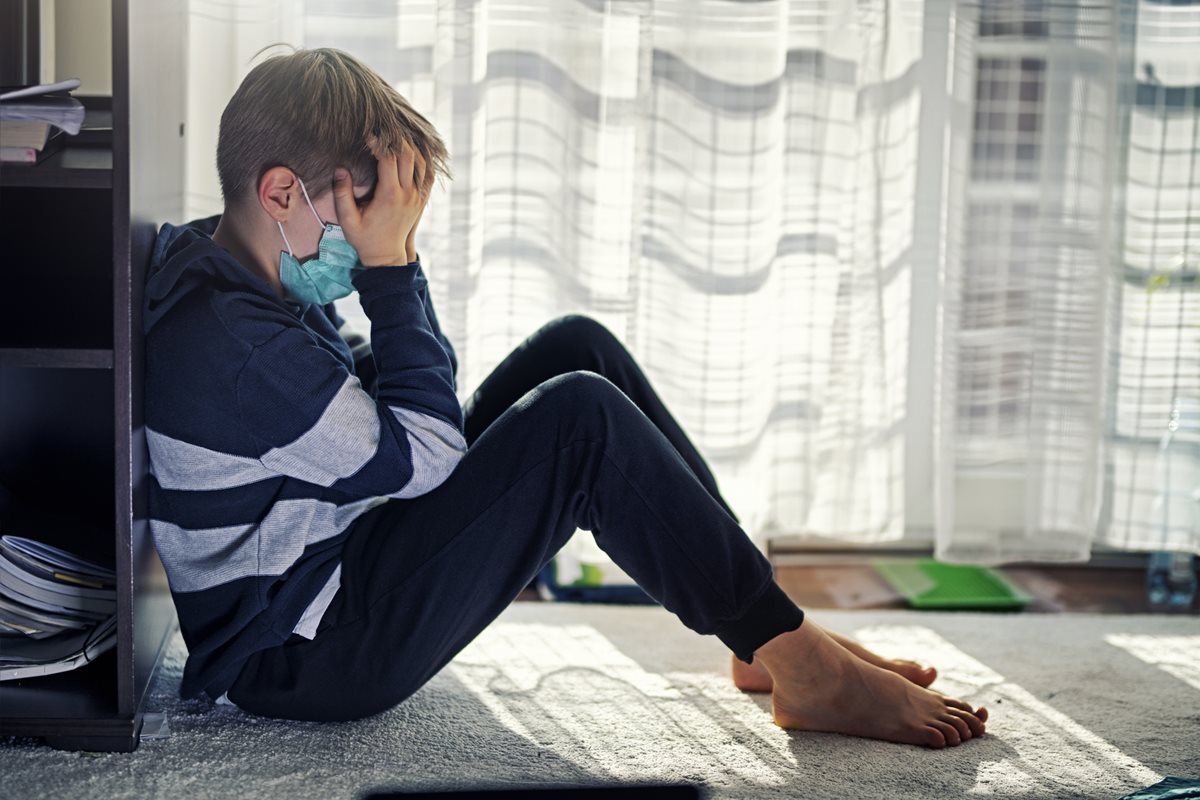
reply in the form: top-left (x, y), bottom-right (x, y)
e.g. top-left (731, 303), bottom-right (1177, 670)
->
top-left (259, 374), bottom-right (381, 487)
top-left (150, 375), bottom-right (381, 491)
top-left (387, 406), bottom-right (467, 499)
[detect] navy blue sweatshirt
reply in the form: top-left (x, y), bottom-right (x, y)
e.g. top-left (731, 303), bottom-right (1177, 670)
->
top-left (144, 215), bottom-right (465, 701)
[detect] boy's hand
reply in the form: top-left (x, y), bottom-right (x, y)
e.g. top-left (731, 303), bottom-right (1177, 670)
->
top-left (332, 140), bottom-right (424, 268)
top-left (405, 149), bottom-right (428, 264)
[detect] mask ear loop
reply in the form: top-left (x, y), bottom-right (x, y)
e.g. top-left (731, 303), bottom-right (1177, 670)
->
top-left (277, 220), bottom-right (295, 257)
top-left (296, 176), bottom-right (326, 228)
top-left (276, 175), bottom-right (324, 258)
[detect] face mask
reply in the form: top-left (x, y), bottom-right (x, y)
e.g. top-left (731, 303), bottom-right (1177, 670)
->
top-left (277, 176), bottom-right (365, 305)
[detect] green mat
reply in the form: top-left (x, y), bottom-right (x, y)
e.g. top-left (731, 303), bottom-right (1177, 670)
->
top-left (871, 558), bottom-right (1032, 610)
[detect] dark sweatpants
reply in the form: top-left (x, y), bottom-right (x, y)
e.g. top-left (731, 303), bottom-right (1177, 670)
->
top-left (226, 315), bottom-right (804, 721)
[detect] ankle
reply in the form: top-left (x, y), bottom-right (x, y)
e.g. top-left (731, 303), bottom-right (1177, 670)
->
top-left (753, 620), bottom-right (832, 687)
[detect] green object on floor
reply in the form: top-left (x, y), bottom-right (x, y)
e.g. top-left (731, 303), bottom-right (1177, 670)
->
top-left (570, 562), bottom-right (606, 587)
top-left (871, 558), bottom-right (1032, 610)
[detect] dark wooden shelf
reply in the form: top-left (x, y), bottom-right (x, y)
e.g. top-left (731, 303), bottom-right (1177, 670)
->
top-left (0, 648), bottom-right (144, 752)
top-left (0, 348), bottom-right (114, 369)
top-left (0, 647), bottom-right (120, 720)
top-left (0, 0), bottom-right (182, 753)
top-left (0, 147), bottom-right (113, 189)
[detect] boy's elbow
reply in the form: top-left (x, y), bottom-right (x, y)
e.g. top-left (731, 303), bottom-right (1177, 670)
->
top-left (421, 441), bottom-right (466, 495)
top-left (388, 410), bottom-right (467, 499)
top-left (392, 439), bottom-right (464, 499)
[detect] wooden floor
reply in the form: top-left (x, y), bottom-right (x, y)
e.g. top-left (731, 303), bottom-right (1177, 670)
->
top-left (773, 564), bottom-right (1199, 614)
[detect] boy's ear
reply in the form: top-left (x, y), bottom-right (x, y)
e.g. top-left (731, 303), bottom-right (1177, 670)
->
top-left (258, 167), bottom-right (298, 222)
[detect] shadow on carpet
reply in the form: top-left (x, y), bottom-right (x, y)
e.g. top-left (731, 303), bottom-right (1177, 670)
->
top-left (3, 604), bottom-right (1198, 799)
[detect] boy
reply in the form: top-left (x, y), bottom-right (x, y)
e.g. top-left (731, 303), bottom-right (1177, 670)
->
top-left (144, 47), bottom-right (987, 749)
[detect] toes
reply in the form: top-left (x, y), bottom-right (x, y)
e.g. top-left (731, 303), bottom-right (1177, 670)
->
top-left (941, 712), bottom-right (972, 742)
top-left (942, 696), bottom-right (971, 712)
top-left (923, 725), bottom-right (947, 749)
top-left (931, 720), bottom-right (961, 746)
top-left (911, 665), bottom-right (938, 687)
top-left (942, 697), bottom-right (984, 717)
top-left (894, 660), bottom-right (937, 687)
top-left (949, 707), bottom-right (986, 737)
top-left (942, 697), bottom-right (989, 728)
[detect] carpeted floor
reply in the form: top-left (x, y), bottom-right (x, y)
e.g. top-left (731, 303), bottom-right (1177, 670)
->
top-left (3, 603), bottom-right (1199, 799)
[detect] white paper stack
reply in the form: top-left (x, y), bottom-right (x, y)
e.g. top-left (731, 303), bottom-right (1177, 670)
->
top-left (0, 535), bottom-right (118, 681)
top-left (0, 79), bottom-right (86, 133)
top-left (0, 79), bottom-right (85, 163)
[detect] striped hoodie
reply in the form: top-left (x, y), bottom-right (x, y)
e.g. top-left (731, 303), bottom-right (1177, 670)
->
top-left (144, 215), bottom-right (465, 701)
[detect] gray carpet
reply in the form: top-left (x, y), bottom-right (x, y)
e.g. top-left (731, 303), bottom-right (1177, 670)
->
top-left (3, 603), bottom-right (1199, 799)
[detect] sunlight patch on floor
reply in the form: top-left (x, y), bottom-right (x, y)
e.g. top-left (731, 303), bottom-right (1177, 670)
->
top-left (852, 625), bottom-right (1162, 791)
top-left (448, 623), bottom-right (796, 786)
top-left (1104, 634), bottom-right (1200, 693)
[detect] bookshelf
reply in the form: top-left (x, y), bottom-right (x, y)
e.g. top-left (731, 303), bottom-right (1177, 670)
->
top-left (0, 147), bottom-right (114, 189)
top-left (0, 0), bottom-right (182, 752)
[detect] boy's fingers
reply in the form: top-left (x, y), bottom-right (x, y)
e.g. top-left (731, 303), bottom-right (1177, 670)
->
top-left (398, 140), bottom-right (415, 194)
top-left (331, 168), bottom-right (361, 229)
top-left (376, 151), bottom-right (399, 200)
top-left (414, 150), bottom-right (427, 197)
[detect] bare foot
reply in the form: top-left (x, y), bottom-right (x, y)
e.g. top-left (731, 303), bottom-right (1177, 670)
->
top-left (730, 655), bottom-right (776, 692)
top-left (731, 629), bottom-right (937, 692)
top-left (753, 619), bottom-right (988, 748)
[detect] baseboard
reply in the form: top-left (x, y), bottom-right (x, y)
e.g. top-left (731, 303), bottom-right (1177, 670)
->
top-left (767, 540), bottom-right (1149, 569)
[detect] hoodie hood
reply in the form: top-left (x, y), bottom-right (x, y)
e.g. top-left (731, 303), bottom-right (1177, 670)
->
top-left (145, 214), bottom-right (306, 334)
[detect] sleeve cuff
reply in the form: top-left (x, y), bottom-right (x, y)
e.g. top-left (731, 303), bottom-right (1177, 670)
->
top-left (351, 262), bottom-right (422, 294)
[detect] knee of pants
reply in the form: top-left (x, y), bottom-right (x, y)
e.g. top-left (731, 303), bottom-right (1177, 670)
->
top-left (547, 314), bottom-right (625, 360)
top-left (525, 370), bottom-right (632, 437)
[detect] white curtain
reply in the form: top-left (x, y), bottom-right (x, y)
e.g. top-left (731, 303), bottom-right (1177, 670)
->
top-left (1105, 1), bottom-right (1200, 556)
top-left (182, 0), bottom-right (1200, 562)
top-left (936, 2), bottom-right (1121, 562)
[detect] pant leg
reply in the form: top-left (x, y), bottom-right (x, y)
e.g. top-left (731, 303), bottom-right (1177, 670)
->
top-left (463, 314), bottom-right (740, 522)
top-left (225, 371), bottom-right (802, 722)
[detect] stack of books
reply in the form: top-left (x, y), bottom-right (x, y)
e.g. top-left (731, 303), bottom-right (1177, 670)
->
top-left (0, 534), bottom-right (118, 681)
top-left (0, 79), bottom-right (86, 165)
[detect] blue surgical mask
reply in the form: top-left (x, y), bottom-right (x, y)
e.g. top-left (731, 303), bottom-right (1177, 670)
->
top-left (277, 176), bottom-right (365, 305)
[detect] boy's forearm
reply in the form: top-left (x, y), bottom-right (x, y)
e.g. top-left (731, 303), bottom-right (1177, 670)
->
top-left (352, 263), bottom-right (462, 430)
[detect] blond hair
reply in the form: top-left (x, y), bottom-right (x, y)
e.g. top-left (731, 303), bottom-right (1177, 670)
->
top-left (216, 46), bottom-right (450, 205)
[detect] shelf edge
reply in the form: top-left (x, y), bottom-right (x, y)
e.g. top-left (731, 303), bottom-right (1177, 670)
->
top-left (0, 348), bottom-right (115, 369)
top-left (0, 148), bottom-right (114, 190)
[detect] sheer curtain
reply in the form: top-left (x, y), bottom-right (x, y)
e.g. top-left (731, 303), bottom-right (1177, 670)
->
top-left (937, 0), bottom-right (1199, 561)
top-left (935, 1), bottom-right (1122, 562)
top-left (182, 0), bottom-right (1200, 562)
top-left (1105, 1), bottom-right (1200, 556)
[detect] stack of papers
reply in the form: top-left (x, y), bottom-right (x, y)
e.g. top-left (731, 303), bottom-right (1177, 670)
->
top-left (0, 535), bottom-right (118, 681)
top-left (0, 79), bottom-right (85, 164)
